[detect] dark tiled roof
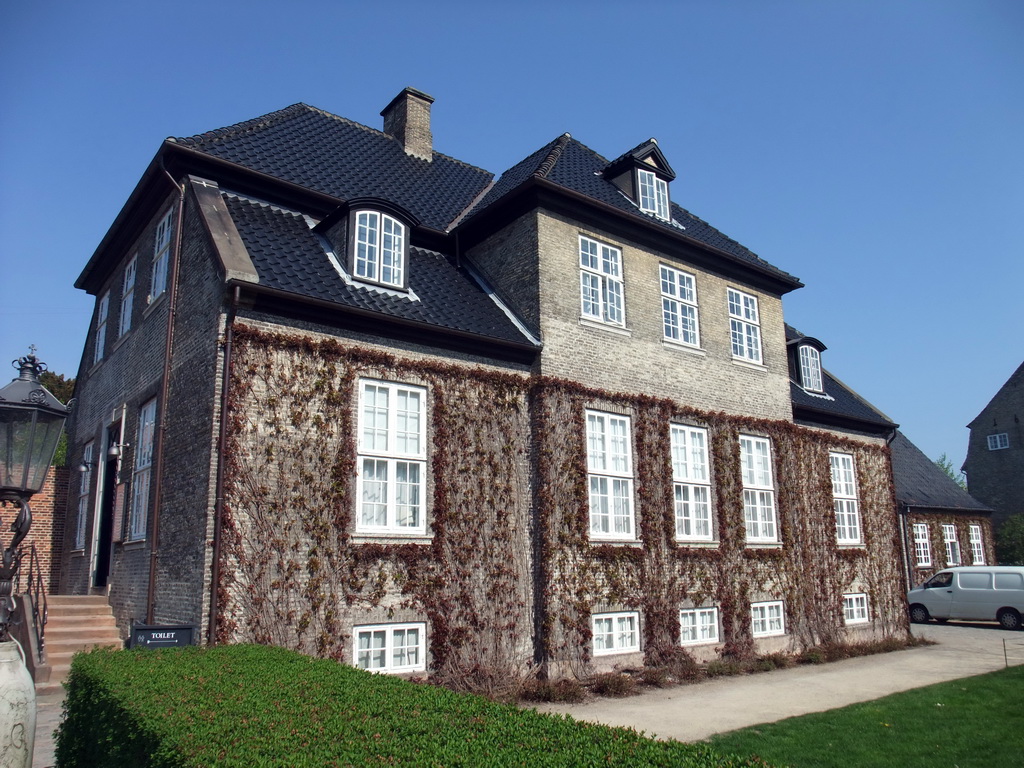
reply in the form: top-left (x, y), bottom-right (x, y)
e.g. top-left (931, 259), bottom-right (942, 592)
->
top-left (173, 104), bottom-right (492, 232)
top-left (469, 135), bottom-right (799, 286)
top-left (224, 194), bottom-right (533, 347)
top-left (891, 431), bottom-right (991, 511)
top-left (787, 325), bottom-right (895, 431)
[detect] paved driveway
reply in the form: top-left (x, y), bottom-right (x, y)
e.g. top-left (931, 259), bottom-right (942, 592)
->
top-left (531, 623), bottom-right (1024, 742)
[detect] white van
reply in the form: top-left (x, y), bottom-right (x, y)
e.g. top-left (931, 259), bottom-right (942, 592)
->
top-left (907, 566), bottom-right (1024, 630)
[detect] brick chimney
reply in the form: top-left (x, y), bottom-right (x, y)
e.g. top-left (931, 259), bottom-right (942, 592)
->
top-left (381, 87), bottom-right (434, 162)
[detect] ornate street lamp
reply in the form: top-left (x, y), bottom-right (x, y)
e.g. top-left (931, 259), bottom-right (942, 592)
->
top-left (0, 351), bottom-right (69, 768)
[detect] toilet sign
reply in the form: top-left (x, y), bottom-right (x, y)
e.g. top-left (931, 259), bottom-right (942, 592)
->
top-left (129, 623), bottom-right (197, 649)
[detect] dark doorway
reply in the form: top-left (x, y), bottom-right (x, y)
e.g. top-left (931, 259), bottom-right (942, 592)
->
top-left (93, 428), bottom-right (118, 588)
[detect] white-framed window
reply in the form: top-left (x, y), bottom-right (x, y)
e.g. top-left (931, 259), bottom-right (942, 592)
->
top-left (679, 607), bottom-right (719, 645)
top-left (637, 168), bottom-right (670, 220)
top-left (93, 292), bottom-right (110, 365)
top-left (592, 611), bottom-right (640, 655)
top-left (579, 236), bottom-right (624, 326)
top-left (843, 593), bottom-right (869, 625)
top-left (74, 441), bottom-right (94, 550)
top-left (150, 209), bottom-right (173, 300)
top-left (913, 523), bottom-right (932, 566)
top-left (986, 433), bottom-right (1009, 451)
top-left (671, 424), bottom-right (712, 541)
top-left (728, 288), bottom-right (762, 364)
top-left (354, 210), bottom-right (406, 288)
top-left (942, 524), bottom-right (961, 566)
top-left (586, 411), bottom-right (634, 539)
top-left (660, 265), bottom-right (700, 347)
top-left (357, 380), bottom-right (426, 535)
top-left (830, 452), bottom-right (861, 544)
top-left (129, 399), bottom-right (157, 541)
top-left (969, 524), bottom-right (985, 564)
top-left (354, 623), bottom-right (425, 673)
top-left (119, 256), bottom-right (137, 337)
top-left (799, 345), bottom-right (823, 392)
top-left (740, 435), bottom-right (777, 542)
top-left (751, 600), bottom-right (785, 637)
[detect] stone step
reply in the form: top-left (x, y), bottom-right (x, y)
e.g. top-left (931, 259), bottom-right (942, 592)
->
top-left (35, 595), bottom-right (123, 697)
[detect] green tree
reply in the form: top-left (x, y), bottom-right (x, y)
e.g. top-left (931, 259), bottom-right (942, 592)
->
top-left (935, 453), bottom-right (967, 490)
top-left (996, 515), bottom-right (1024, 566)
top-left (39, 369), bottom-right (75, 467)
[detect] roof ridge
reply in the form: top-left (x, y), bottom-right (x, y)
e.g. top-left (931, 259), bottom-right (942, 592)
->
top-left (534, 133), bottom-right (572, 179)
top-left (172, 103), bottom-right (313, 146)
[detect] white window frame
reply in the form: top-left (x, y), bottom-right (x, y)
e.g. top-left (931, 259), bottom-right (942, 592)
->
top-left (913, 523), bottom-right (932, 566)
top-left (799, 345), bottom-right (823, 392)
top-left (356, 380), bottom-right (427, 535)
top-left (354, 623), bottom-right (426, 673)
top-left (74, 441), bottom-right (94, 550)
top-left (942, 524), bottom-right (961, 566)
top-left (751, 600), bottom-right (785, 637)
top-left (119, 255), bottom-right (137, 338)
top-left (129, 399), bottom-right (157, 541)
top-left (150, 209), bottom-right (173, 301)
top-left (94, 292), bottom-right (109, 365)
top-left (353, 210), bottom-right (406, 288)
top-left (843, 593), bottom-right (869, 625)
top-left (671, 424), bottom-right (712, 541)
top-left (579, 236), bottom-right (624, 326)
top-left (728, 288), bottom-right (762, 364)
top-left (969, 524), bottom-right (985, 564)
top-left (592, 611), bottom-right (640, 656)
top-left (679, 607), bottom-right (719, 645)
top-left (986, 433), bottom-right (1009, 451)
top-left (660, 265), bottom-right (700, 347)
top-left (830, 452), bottom-right (861, 544)
top-left (586, 411), bottom-right (635, 540)
top-left (740, 435), bottom-right (777, 543)
top-left (637, 168), bottom-right (670, 220)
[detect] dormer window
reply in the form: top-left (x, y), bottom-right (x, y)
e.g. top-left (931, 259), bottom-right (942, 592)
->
top-left (637, 169), bottom-right (670, 220)
top-left (798, 344), bottom-right (823, 392)
top-left (353, 210), bottom-right (406, 288)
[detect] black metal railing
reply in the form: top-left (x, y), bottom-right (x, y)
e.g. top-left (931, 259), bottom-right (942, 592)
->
top-left (18, 544), bottom-right (48, 663)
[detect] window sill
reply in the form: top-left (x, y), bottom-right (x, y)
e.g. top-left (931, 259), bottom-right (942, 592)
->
top-left (70, 549), bottom-right (85, 557)
top-left (745, 542), bottom-right (782, 549)
top-left (731, 358), bottom-right (766, 372)
top-left (579, 318), bottom-right (631, 337)
top-left (593, 648), bottom-right (642, 658)
top-left (121, 539), bottom-right (146, 549)
top-left (142, 291), bottom-right (168, 319)
top-left (837, 542), bottom-right (866, 549)
top-left (662, 340), bottom-right (706, 356)
top-left (351, 534), bottom-right (432, 545)
top-left (112, 332), bottom-right (131, 354)
top-left (589, 538), bottom-right (641, 547)
top-left (676, 541), bottom-right (718, 549)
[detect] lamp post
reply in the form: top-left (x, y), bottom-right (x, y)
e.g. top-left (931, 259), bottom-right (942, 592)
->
top-left (0, 351), bottom-right (70, 768)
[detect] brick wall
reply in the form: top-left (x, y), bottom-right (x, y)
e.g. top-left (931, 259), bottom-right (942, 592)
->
top-left (1, 467), bottom-right (68, 594)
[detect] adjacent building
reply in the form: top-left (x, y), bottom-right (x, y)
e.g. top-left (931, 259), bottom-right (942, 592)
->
top-left (63, 88), bottom-right (912, 681)
top-left (963, 361), bottom-right (1024, 531)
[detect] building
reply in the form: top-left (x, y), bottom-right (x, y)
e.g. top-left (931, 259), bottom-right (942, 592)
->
top-left (62, 88), bottom-right (911, 682)
top-left (890, 431), bottom-right (993, 586)
top-left (963, 361), bottom-right (1024, 531)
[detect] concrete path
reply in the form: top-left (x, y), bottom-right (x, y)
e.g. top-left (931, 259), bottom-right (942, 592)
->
top-left (533, 623), bottom-right (1024, 742)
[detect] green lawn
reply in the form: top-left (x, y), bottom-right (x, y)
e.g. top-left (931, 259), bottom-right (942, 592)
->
top-left (707, 664), bottom-right (1024, 768)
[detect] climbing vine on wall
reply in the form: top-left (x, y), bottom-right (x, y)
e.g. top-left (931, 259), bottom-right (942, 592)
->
top-left (219, 323), bottom-right (908, 684)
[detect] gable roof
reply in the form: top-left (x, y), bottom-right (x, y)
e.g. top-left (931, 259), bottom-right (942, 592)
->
top-left (223, 192), bottom-right (537, 351)
top-left (967, 360), bottom-right (1024, 429)
top-left (891, 431), bottom-right (991, 512)
top-left (171, 104), bottom-right (493, 233)
top-left (462, 134), bottom-right (800, 290)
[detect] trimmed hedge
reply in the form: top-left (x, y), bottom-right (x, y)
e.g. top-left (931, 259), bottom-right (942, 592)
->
top-left (55, 644), bottom-right (772, 767)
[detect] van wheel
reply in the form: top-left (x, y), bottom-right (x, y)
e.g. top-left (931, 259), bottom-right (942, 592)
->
top-left (909, 605), bottom-right (930, 624)
top-left (997, 609), bottom-right (1021, 631)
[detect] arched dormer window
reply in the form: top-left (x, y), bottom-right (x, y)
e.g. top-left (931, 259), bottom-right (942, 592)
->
top-left (798, 344), bottom-right (823, 392)
top-left (352, 210), bottom-right (407, 288)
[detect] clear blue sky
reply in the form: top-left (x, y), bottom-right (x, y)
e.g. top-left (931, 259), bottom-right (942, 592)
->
top-left (2, 0), bottom-right (1021, 475)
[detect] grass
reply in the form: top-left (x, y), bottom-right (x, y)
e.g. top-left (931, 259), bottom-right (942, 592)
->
top-left (707, 664), bottom-right (1024, 768)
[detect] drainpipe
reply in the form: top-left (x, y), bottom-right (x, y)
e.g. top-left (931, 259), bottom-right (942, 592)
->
top-left (145, 165), bottom-right (185, 624)
top-left (207, 284), bottom-right (239, 643)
